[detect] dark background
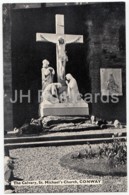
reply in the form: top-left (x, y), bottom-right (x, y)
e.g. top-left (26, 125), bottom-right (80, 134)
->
top-left (4, 3), bottom-right (126, 129)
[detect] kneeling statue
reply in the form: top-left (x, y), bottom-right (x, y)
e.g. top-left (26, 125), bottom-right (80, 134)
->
top-left (43, 83), bottom-right (62, 104)
top-left (65, 73), bottom-right (81, 103)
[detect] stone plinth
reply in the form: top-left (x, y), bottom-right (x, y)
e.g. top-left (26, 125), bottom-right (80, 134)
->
top-left (39, 101), bottom-right (89, 117)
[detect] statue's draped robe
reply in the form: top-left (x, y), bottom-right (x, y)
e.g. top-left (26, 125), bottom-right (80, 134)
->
top-left (41, 67), bottom-right (54, 90)
top-left (43, 83), bottom-right (59, 104)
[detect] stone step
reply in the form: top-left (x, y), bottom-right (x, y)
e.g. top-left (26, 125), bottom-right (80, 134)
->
top-left (4, 137), bottom-right (126, 149)
top-left (5, 128), bottom-right (126, 144)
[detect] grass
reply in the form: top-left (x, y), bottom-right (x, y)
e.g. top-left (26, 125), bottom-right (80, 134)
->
top-left (60, 153), bottom-right (127, 177)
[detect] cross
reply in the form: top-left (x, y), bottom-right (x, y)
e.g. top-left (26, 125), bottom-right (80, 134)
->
top-left (36, 14), bottom-right (83, 84)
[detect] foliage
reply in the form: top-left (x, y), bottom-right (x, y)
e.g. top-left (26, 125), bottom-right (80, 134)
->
top-left (71, 136), bottom-right (127, 168)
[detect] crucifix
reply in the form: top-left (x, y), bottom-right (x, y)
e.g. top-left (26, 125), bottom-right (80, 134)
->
top-left (36, 14), bottom-right (83, 84)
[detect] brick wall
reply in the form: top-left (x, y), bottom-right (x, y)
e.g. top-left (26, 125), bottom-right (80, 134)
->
top-left (87, 3), bottom-right (126, 122)
top-left (3, 4), bottom-right (13, 131)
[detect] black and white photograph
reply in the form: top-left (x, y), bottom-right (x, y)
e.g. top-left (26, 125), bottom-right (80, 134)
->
top-left (3, 1), bottom-right (127, 193)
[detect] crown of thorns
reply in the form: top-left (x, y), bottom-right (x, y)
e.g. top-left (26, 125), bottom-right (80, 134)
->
top-left (58, 37), bottom-right (64, 44)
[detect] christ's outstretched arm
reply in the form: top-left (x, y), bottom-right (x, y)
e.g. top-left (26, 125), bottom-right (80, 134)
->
top-left (40, 34), bottom-right (57, 44)
top-left (66, 36), bottom-right (82, 44)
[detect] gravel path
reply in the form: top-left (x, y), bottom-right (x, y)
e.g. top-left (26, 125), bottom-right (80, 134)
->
top-left (10, 145), bottom-right (127, 193)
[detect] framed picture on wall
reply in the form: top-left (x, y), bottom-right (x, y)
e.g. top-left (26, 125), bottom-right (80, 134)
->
top-left (100, 68), bottom-right (122, 96)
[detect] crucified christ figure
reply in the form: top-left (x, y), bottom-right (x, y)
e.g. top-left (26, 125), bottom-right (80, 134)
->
top-left (40, 34), bottom-right (82, 81)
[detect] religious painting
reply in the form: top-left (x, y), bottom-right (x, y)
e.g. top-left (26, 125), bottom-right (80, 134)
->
top-left (100, 68), bottom-right (122, 96)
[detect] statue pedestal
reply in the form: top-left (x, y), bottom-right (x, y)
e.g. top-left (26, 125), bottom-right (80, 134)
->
top-left (39, 101), bottom-right (89, 117)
